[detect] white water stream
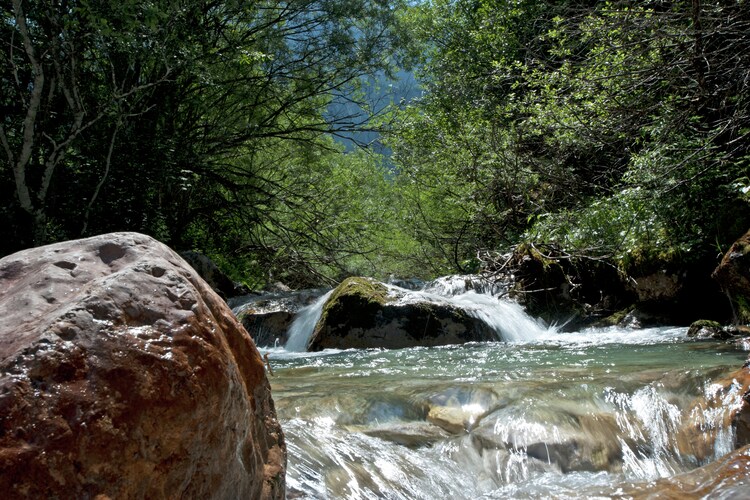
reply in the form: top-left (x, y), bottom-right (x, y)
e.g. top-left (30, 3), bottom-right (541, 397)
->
top-left (284, 285), bottom-right (550, 351)
top-left (259, 282), bottom-right (749, 498)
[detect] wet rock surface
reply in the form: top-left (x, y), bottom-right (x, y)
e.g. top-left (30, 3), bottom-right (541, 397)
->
top-left (0, 232), bottom-right (285, 498)
top-left (471, 410), bottom-right (624, 473)
top-left (231, 288), bottom-right (329, 347)
top-left (671, 366), bottom-right (750, 464)
top-left (713, 228), bottom-right (750, 324)
top-left (625, 443), bottom-right (750, 499)
top-left (307, 277), bottom-right (498, 350)
top-left (687, 320), bottom-right (750, 341)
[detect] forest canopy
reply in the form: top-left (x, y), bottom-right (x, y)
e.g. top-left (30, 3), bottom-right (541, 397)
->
top-left (2, 0), bottom-right (749, 288)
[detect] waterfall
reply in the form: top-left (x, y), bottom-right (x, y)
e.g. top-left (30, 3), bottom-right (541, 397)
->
top-left (285, 290), bottom-right (333, 351)
top-left (449, 291), bottom-right (552, 341)
top-left (390, 286), bottom-right (552, 342)
top-left (282, 281), bottom-right (551, 352)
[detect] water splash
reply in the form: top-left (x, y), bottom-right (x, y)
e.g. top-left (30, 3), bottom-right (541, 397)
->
top-left (269, 334), bottom-right (748, 498)
top-left (420, 274), bottom-right (507, 297)
top-left (285, 290), bottom-right (333, 351)
top-left (389, 286), bottom-right (552, 342)
top-left (450, 292), bottom-right (551, 341)
top-left (606, 384), bottom-right (683, 480)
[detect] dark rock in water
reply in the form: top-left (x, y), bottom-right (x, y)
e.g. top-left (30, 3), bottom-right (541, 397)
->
top-left (688, 320), bottom-right (750, 341)
top-left (0, 232), bottom-right (285, 499)
top-left (232, 288), bottom-right (329, 347)
top-left (240, 310), bottom-right (295, 347)
top-left (687, 319), bottom-right (725, 339)
top-left (713, 229), bottom-right (750, 324)
top-left (307, 277), bottom-right (497, 351)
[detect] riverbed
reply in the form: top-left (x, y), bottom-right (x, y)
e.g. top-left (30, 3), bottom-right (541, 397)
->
top-left (263, 327), bottom-right (748, 498)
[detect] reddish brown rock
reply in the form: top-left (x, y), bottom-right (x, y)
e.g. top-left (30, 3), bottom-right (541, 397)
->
top-left (0, 232), bottom-right (285, 498)
top-left (625, 444), bottom-right (750, 499)
top-left (713, 228), bottom-right (750, 323)
top-left (675, 367), bottom-right (750, 461)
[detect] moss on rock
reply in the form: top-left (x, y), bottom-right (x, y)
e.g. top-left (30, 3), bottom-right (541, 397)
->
top-left (307, 277), bottom-right (496, 351)
top-left (687, 319), bottom-right (724, 339)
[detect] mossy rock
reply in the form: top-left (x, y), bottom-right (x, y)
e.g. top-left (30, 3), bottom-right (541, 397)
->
top-left (594, 305), bottom-right (636, 328)
top-left (307, 277), bottom-right (497, 351)
top-left (687, 319), bottom-right (724, 339)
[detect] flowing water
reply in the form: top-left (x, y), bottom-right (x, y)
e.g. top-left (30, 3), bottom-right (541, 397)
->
top-left (259, 288), bottom-right (750, 499)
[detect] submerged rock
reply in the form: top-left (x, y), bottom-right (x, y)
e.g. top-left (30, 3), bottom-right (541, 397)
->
top-left (307, 277), bottom-right (498, 350)
top-left (360, 421), bottom-right (450, 447)
top-left (0, 232), bottom-right (285, 498)
top-left (471, 411), bottom-right (623, 473)
top-left (675, 367), bottom-right (750, 461)
top-left (427, 405), bottom-right (486, 434)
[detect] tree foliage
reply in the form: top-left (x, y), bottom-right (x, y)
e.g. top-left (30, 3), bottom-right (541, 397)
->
top-left (5, 0), bottom-right (750, 287)
top-left (2, 0), bottom-right (416, 285)
top-left (388, 0), bottom-right (750, 274)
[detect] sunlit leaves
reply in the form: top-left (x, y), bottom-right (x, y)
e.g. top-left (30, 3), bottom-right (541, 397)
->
top-left (387, 0), bottom-right (750, 276)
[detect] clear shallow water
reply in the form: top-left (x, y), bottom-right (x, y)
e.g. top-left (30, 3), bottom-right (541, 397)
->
top-left (263, 329), bottom-right (749, 499)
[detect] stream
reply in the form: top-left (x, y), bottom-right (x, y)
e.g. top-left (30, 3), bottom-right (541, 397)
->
top-left (255, 285), bottom-right (750, 499)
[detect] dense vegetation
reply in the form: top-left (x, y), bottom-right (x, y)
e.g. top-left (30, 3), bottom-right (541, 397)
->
top-left (3, 0), bottom-right (749, 290)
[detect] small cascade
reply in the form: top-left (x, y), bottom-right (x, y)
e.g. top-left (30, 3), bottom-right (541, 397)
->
top-left (266, 332), bottom-right (749, 498)
top-left (389, 285), bottom-right (552, 342)
top-left (420, 274), bottom-right (508, 297)
top-left (237, 275), bottom-right (748, 498)
top-left (285, 290), bottom-right (333, 351)
top-left (449, 291), bottom-right (551, 341)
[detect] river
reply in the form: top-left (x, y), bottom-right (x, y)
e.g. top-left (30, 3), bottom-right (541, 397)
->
top-left (255, 286), bottom-right (749, 498)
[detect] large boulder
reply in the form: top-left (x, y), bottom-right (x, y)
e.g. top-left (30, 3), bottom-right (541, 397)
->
top-left (307, 277), bottom-right (497, 351)
top-left (0, 232), bottom-right (285, 498)
top-left (713, 228), bottom-right (750, 324)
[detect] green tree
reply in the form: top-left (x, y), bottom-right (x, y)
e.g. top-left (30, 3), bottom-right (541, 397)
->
top-left (1, 0), bottom-right (408, 270)
top-left (388, 0), bottom-right (750, 274)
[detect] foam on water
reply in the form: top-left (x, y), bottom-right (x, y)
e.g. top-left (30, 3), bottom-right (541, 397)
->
top-left (284, 290), bottom-right (333, 351)
top-left (386, 285), bottom-right (553, 342)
